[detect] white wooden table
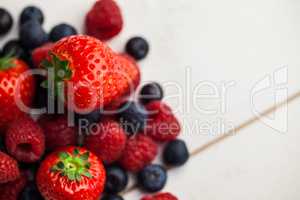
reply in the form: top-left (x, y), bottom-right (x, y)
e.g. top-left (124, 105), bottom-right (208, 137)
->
top-left (1, 0), bottom-right (300, 199)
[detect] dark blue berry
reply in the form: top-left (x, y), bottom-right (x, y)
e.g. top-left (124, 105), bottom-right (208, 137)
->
top-left (125, 37), bottom-right (149, 60)
top-left (0, 8), bottom-right (13, 36)
top-left (19, 20), bottom-right (48, 50)
top-left (101, 195), bottom-right (124, 200)
top-left (75, 110), bottom-right (102, 127)
top-left (0, 135), bottom-right (6, 152)
top-left (138, 164), bottom-right (167, 192)
top-left (118, 101), bottom-right (148, 135)
top-left (20, 6), bottom-right (44, 25)
top-left (105, 166), bottom-right (128, 194)
top-left (18, 182), bottom-right (44, 200)
top-left (19, 162), bottom-right (40, 182)
top-left (163, 139), bottom-right (189, 166)
top-left (139, 82), bottom-right (164, 104)
top-left (32, 81), bottom-right (64, 115)
top-left (49, 23), bottom-right (77, 42)
top-left (2, 40), bottom-right (30, 62)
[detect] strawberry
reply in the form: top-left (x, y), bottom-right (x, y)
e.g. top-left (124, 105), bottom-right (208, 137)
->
top-left (0, 56), bottom-right (35, 132)
top-left (37, 146), bottom-right (106, 200)
top-left (119, 135), bottom-right (158, 172)
top-left (38, 115), bottom-right (77, 151)
top-left (5, 115), bottom-right (45, 163)
top-left (41, 35), bottom-right (133, 113)
top-left (31, 42), bottom-right (54, 68)
top-left (141, 192), bottom-right (178, 200)
top-left (0, 173), bottom-right (27, 200)
top-left (116, 53), bottom-right (141, 91)
top-left (145, 101), bottom-right (181, 142)
top-left (85, 0), bottom-right (123, 40)
top-left (101, 54), bottom-right (140, 114)
top-left (84, 119), bottom-right (127, 164)
top-left (0, 151), bottom-right (20, 184)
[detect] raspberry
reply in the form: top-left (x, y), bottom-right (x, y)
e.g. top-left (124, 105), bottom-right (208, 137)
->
top-left (141, 192), bottom-right (178, 200)
top-left (5, 116), bottom-right (45, 163)
top-left (119, 135), bottom-right (157, 172)
top-left (145, 101), bottom-right (181, 142)
top-left (0, 173), bottom-right (27, 200)
top-left (31, 42), bottom-right (54, 67)
top-left (85, 0), bottom-right (123, 40)
top-left (84, 119), bottom-right (127, 164)
top-left (0, 151), bottom-right (20, 184)
top-left (38, 115), bottom-right (77, 152)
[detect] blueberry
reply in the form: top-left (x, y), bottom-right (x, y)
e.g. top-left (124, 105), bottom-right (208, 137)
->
top-left (139, 82), bottom-right (164, 104)
top-left (0, 8), bottom-right (13, 36)
top-left (32, 82), bottom-right (64, 115)
top-left (20, 6), bottom-right (44, 25)
top-left (125, 37), bottom-right (149, 60)
top-left (49, 23), bottom-right (77, 42)
top-left (2, 40), bottom-right (29, 61)
top-left (19, 182), bottom-right (44, 200)
top-left (75, 110), bottom-right (102, 127)
top-left (19, 20), bottom-right (48, 50)
top-left (163, 139), bottom-right (189, 166)
top-left (118, 101), bottom-right (148, 135)
top-left (101, 195), bottom-right (124, 200)
top-left (0, 135), bottom-right (6, 152)
top-left (138, 164), bottom-right (167, 192)
top-left (105, 166), bottom-right (128, 194)
top-left (19, 162), bottom-right (40, 182)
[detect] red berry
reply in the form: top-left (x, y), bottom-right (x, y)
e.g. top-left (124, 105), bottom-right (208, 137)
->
top-left (119, 135), bottom-right (157, 172)
top-left (45, 35), bottom-right (131, 112)
top-left (0, 58), bottom-right (35, 132)
top-left (0, 151), bottom-right (20, 184)
top-left (117, 53), bottom-right (141, 91)
top-left (145, 101), bottom-right (181, 142)
top-left (31, 42), bottom-right (54, 68)
top-left (37, 147), bottom-right (106, 200)
top-left (5, 116), bottom-right (45, 163)
top-left (85, 0), bottom-right (123, 40)
top-left (85, 119), bottom-right (127, 164)
top-left (0, 173), bottom-right (27, 200)
top-left (38, 115), bottom-right (77, 152)
top-left (141, 192), bottom-right (178, 200)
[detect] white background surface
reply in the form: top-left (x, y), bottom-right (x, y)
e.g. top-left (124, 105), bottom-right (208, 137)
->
top-left (1, 0), bottom-right (300, 199)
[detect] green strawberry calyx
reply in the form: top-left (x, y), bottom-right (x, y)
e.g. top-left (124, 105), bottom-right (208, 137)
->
top-left (0, 54), bottom-right (15, 71)
top-left (40, 53), bottom-right (72, 96)
top-left (51, 148), bottom-right (93, 182)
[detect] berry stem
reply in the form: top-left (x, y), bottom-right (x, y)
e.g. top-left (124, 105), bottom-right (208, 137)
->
top-left (41, 53), bottom-right (72, 96)
top-left (51, 148), bottom-right (93, 181)
top-left (0, 55), bottom-right (15, 71)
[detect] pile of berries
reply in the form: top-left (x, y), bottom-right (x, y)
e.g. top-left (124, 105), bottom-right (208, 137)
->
top-left (0, 1), bottom-right (189, 200)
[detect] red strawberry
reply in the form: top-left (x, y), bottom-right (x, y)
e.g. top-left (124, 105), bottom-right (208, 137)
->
top-left (42, 35), bottom-right (132, 112)
top-left (116, 53), bottom-right (141, 91)
top-left (38, 115), bottom-right (77, 151)
top-left (31, 43), bottom-right (54, 68)
top-left (0, 151), bottom-right (20, 184)
top-left (84, 119), bottom-right (127, 164)
top-left (85, 0), bottom-right (123, 40)
top-left (141, 192), bottom-right (178, 200)
top-left (0, 173), bottom-right (27, 200)
top-left (145, 101), bottom-right (181, 142)
top-left (5, 115), bottom-right (45, 163)
top-left (119, 135), bottom-right (157, 172)
top-left (103, 54), bottom-right (140, 113)
top-left (37, 146), bottom-right (106, 200)
top-left (0, 56), bottom-right (35, 132)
